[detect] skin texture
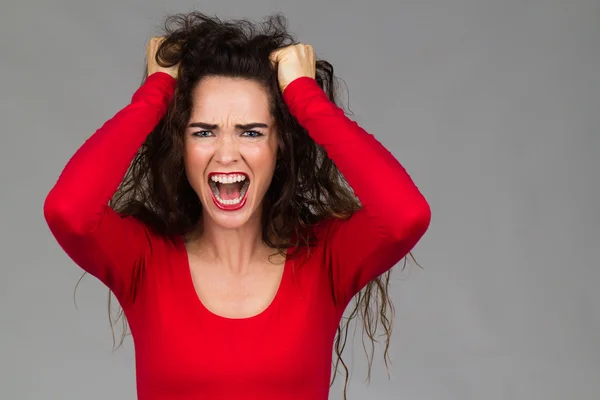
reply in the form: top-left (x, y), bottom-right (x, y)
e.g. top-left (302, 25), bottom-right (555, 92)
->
top-left (147, 37), bottom-right (180, 78)
top-left (184, 77), bottom-right (278, 232)
top-left (184, 76), bottom-right (280, 282)
top-left (269, 44), bottom-right (316, 92)
top-left (145, 38), bottom-right (318, 315)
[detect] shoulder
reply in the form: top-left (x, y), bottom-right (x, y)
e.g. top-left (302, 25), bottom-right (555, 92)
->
top-left (310, 215), bottom-right (349, 241)
top-left (294, 216), bottom-right (347, 256)
top-left (111, 208), bottom-right (181, 263)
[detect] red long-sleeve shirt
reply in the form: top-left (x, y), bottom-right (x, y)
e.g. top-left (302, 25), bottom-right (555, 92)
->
top-left (44, 71), bottom-right (431, 399)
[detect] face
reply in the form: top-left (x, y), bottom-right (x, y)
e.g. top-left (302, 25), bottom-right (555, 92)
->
top-left (183, 76), bottom-right (278, 230)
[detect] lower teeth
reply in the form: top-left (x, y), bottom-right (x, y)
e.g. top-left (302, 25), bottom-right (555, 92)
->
top-left (217, 196), bottom-right (242, 206)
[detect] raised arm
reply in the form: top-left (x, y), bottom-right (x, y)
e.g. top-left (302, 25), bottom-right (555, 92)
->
top-left (281, 72), bottom-right (431, 309)
top-left (43, 39), bottom-right (178, 306)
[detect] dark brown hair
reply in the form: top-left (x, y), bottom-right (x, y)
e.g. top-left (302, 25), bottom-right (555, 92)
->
top-left (89, 11), bottom-right (418, 399)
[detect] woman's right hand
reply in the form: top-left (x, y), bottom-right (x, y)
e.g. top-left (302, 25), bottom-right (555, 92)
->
top-left (147, 37), bottom-right (180, 79)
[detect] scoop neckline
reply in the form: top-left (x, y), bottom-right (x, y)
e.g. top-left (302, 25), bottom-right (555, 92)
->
top-left (175, 235), bottom-right (293, 323)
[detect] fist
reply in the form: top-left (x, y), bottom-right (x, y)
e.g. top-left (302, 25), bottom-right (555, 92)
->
top-left (270, 44), bottom-right (316, 92)
top-left (147, 37), bottom-right (179, 79)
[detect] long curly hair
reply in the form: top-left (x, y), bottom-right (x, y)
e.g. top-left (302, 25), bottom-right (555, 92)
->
top-left (88, 11), bottom-right (417, 399)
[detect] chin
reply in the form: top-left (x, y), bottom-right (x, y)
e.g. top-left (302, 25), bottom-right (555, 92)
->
top-left (208, 204), bottom-right (252, 227)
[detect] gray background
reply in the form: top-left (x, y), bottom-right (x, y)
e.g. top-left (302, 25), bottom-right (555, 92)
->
top-left (1, 0), bottom-right (599, 399)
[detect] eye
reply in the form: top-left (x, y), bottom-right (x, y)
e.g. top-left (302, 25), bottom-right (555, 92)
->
top-left (242, 130), bottom-right (264, 138)
top-left (193, 130), bottom-right (214, 138)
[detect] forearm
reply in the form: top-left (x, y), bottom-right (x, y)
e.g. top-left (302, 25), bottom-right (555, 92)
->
top-left (44, 72), bottom-right (176, 233)
top-left (282, 77), bottom-right (431, 238)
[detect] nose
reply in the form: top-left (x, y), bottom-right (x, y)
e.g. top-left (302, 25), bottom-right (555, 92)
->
top-left (214, 135), bottom-right (240, 166)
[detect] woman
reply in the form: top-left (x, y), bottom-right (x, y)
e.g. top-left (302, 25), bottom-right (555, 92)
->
top-left (44, 12), bottom-right (430, 400)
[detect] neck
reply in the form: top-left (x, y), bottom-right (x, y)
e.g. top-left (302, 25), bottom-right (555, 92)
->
top-left (192, 210), bottom-right (267, 274)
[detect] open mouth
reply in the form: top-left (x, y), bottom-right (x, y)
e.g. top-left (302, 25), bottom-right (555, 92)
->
top-left (208, 172), bottom-right (250, 210)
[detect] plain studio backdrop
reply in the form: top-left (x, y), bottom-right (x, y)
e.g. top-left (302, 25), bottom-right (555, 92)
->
top-left (1, 0), bottom-right (599, 399)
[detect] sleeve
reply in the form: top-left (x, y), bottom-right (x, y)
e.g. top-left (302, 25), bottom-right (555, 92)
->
top-left (43, 72), bottom-right (177, 306)
top-left (282, 77), bottom-right (432, 309)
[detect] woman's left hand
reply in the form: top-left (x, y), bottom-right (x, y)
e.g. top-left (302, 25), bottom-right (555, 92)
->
top-left (270, 44), bottom-right (316, 92)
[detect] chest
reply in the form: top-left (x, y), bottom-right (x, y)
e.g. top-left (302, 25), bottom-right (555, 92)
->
top-left (187, 254), bottom-right (285, 319)
top-left (135, 285), bottom-right (336, 397)
top-left (129, 243), bottom-right (341, 398)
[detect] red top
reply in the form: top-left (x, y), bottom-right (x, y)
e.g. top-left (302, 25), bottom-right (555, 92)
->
top-left (44, 72), bottom-right (431, 400)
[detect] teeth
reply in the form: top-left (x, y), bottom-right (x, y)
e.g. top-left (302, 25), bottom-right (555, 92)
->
top-left (209, 179), bottom-right (250, 207)
top-left (210, 174), bottom-right (247, 184)
top-left (216, 196), bottom-right (242, 206)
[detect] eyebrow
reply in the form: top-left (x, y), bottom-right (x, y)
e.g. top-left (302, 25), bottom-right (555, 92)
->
top-left (188, 122), bottom-right (270, 130)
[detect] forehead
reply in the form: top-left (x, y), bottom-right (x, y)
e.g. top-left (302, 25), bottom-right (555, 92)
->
top-left (190, 76), bottom-right (272, 121)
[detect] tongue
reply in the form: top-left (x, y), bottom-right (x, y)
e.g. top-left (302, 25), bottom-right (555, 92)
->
top-left (217, 182), bottom-right (243, 200)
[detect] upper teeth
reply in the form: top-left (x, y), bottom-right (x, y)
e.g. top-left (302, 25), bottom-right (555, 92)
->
top-left (210, 174), bottom-right (247, 184)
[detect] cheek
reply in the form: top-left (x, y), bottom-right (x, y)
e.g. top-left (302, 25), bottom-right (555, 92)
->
top-left (245, 143), bottom-right (277, 177)
top-left (183, 144), bottom-right (211, 187)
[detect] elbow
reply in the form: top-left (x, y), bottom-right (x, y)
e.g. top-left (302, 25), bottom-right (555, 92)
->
top-left (386, 197), bottom-right (432, 245)
top-left (43, 189), bottom-right (68, 232)
top-left (43, 189), bottom-right (85, 235)
top-left (412, 201), bottom-right (432, 239)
